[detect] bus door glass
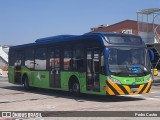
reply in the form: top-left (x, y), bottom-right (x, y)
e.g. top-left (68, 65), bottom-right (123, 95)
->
top-left (86, 48), bottom-right (100, 91)
top-left (49, 47), bottom-right (61, 88)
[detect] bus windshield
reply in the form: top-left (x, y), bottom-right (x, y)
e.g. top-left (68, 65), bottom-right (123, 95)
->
top-left (108, 47), bottom-right (151, 76)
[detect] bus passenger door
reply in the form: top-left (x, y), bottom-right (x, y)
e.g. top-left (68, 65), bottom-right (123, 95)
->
top-left (49, 48), bottom-right (61, 88)
top-left (86, 48), bottom-right (100, 91)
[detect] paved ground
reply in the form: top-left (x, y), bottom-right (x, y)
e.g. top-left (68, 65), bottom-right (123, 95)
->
top-left (0, 77), bottom-right (160, 120)
top-left (153, 75), bottom-right (160, 83)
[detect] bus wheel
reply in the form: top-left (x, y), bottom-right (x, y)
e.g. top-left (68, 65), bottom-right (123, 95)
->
top-left (71, 81), bottom-right (80, 96)
top-left (23, 76), bottom-right (30, 90)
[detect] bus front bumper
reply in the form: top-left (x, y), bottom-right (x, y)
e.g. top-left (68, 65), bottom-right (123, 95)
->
top-left (106, 79), bottom-right (152, 95)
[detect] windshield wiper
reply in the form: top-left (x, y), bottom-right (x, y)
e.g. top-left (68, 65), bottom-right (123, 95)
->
top-left (115, 70), bottom-right (127, 75)
top-left (115, 66), bottom-right (129, 75)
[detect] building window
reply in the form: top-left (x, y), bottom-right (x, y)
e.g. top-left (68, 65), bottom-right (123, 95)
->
top-left (35, 48), bottom-right (47, 70)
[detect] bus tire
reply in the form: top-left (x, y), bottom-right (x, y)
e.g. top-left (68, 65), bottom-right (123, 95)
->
top-left (69, 77), bottom-right (80, 96)
top-left (69, 80), bottom-right (80, 97)
top-left (23, 76), bottom-right (30, 90)
top-left (72, 81), bottom-right (80, 94)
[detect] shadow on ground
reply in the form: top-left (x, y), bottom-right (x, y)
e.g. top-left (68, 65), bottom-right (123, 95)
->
top-left (0, 85), bottom-right (145, 103)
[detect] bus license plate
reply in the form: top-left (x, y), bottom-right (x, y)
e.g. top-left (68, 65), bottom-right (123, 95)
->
top-left (131, 88), bottom-right (138, 92)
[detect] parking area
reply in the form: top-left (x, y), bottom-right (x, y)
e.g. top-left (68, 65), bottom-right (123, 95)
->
top-left (0, 77), bottom-right (160, 119)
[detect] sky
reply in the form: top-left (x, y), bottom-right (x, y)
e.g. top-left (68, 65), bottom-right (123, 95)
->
top-left (0, 0), bottom-right (159, 45)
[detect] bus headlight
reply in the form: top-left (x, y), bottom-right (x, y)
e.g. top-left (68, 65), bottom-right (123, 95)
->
top-left (108, 77), bottom-right (121, 84)
top-left (146, 77), bottom-right (152, 83)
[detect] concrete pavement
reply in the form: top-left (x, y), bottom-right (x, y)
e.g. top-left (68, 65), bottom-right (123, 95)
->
top-left (153, 71), bottom-right (160, 83)
top-left (153, 76), bottom-right (160, 83)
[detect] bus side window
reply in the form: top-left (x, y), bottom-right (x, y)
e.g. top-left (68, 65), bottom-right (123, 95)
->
top-left (35, 48), bottom-right (47, 70)
top-left (63, 47), bottom-right (72, 70)
top-left (25, 49), bottom-right (34, 69)
top-left (9, 49), bottom-right (15, 66)
top-left (73, 46), bottom-right (84, 71)
top-left (14, 51), bottom-right (24, 67)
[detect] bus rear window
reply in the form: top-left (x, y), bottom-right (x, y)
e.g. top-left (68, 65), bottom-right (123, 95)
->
top-left (106, 36), bottom-right (142, 45)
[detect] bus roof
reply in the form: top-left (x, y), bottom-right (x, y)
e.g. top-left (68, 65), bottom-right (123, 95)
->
top-left (10, 32), bottom-right (144, 49)
top-left (36, 32), bottom-right (141, 43)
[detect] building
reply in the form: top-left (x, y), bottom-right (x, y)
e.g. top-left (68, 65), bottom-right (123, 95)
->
top-left (91, 20), bottom-right (138, 35)
top-left (91, 19), bottom-right (160, 43)
top-left (0, 45), bottom-right (9, 76)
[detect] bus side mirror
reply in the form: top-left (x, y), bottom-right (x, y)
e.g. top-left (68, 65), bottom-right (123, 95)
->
top-left (148, 49), bottom-right (154, 61)
top-left (104, 48), bottom-right (110, 59)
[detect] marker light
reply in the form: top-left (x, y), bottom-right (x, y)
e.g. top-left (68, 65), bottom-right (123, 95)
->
top-left (108, 77), bottom-right (121, 84)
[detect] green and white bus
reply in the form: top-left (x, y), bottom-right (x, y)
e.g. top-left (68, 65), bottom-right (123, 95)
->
top-left (8, 32), bottom-right (153, 95)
